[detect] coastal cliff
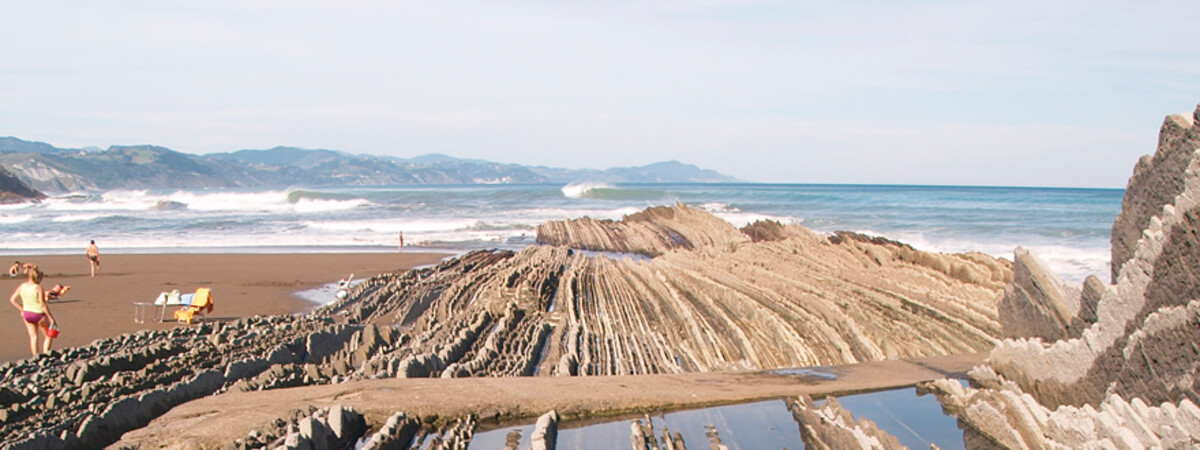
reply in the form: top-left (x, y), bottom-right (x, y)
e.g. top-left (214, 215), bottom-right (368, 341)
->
top-left (919, 102), bottom-right (1200, 448)
top-left (0, 166), bottom-right (45, 204)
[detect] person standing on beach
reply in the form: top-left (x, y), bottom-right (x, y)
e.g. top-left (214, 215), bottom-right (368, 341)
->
top-left (398, 231), bottom-right (404, 252)
top-left (86, 240), bottom-right (100, 277)
top-left (9, 267), bottom-right (56, 356)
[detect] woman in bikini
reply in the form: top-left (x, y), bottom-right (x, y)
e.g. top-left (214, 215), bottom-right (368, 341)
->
top-left (9, 267), bottom-right (56, 356)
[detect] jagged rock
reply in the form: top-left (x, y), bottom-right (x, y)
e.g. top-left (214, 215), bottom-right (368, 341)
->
top-left (788, 395), bottom-right (907, 449)
top-left (985, 102), bottom-right (1200, 409)
top-left (927, 101), bottom-right (1200, 448)
top-left (998, 247), bottom-right (1085, 341)
top-left (359, 412), bottom-right (420, 450)
top-left (530, 409), bottom-right (559, 450)
top-left (536, 203), bottom-right (749, 256)
top-left (1112, 103), bottom-right (1200, 282)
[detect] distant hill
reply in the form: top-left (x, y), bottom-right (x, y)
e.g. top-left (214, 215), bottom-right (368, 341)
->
top-left (0, 137), bottom-right (740, 192)
top-left (0, 166), bottom-right (45, 204)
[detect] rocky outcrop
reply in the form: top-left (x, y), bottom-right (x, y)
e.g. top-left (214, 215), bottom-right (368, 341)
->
top-left (346, 207), bottom-right (1007, 379)
top-left (0, 204), bottom-right (1011, 448)
top-left (1111, 103), bottom-right (1200, 282)
top-left (0, 166), bottom-right (45, 204)
top-left (535, 203), bottom-right (750, 257)
top-left (230, 405), bottom-right (468, 450)
top-left (925, 102), bottom-right (1200, 448)
top-left (924, 375), bottom-right (1200, 449)
top-left (998, 247), bottom-right (1090, 342)
top-left (788, 395), bottom-right (907, 449)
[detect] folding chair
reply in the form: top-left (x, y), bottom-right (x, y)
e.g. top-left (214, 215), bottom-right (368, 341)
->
top-left (174, 287), bottom-right (213, 324)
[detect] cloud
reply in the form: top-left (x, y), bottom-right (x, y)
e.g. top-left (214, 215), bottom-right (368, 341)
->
top-left (1, 1), bottom-right (1197, 188)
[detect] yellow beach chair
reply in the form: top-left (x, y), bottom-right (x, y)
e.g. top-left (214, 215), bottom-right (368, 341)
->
top-left (174, 287), bottom-right (214, 324)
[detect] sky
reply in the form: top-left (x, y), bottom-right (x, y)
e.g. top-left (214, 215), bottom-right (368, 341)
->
top-left (2, 1), bottom-right (1198, 188)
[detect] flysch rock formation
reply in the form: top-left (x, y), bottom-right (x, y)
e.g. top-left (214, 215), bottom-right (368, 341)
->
top-left (920, 102), bottom-right (1200, 449)
top-left (0, 206), bottom-right (1010, 448)
top-left (998, 247), bottom-right (1099, 342)
top-left (1112, 106), bottom-right (1200, 282)
top-left (788, 395), bottom-right (908, 449)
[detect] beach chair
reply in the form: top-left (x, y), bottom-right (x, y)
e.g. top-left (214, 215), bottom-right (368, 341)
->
top-left (174, 287), bottom-right (213, 324)
top-left (134, 289), bottom-right (185, 323)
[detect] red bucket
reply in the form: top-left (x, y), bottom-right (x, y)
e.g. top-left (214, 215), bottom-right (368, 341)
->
top-left (47, 324), bottom-right (60, 338)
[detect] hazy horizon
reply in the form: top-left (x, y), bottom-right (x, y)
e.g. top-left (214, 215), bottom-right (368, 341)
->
top-left (3, 2), bottom-right (1199, 188)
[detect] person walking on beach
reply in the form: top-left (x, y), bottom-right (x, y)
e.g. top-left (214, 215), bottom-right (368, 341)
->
top-left (86, 240), bottom-right (100, 277)
top-left (9, 267), bottom-right (56, 357)
top-left (398, 231), bottom-right (404, 252)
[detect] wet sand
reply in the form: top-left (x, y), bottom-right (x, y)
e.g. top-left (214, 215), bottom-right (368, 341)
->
top-left (0, 252), bottom-right (450, 363)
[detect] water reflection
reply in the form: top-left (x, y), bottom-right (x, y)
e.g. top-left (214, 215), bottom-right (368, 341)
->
top-left (470, 385), bottom-right (962, 449)
top-left (822, 387), bottom-right (964, 450)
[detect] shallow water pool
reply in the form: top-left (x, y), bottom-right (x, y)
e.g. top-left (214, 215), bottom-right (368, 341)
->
top-left (470, 383), bottom-right (963, 449)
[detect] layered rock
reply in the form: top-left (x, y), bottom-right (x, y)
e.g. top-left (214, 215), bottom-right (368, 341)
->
top-left (788, 395), bottom-right (907, 449)
top-left (998, 248), bottom-right (1093, 342)
top-left (0, 166), bottom-right (45, 204)
top-left (535, 203), bottom-right (749, 257)
top-left (1111, 103), bottom-right (1200, 282)
top-left (0, 202), bottom-right (1012, 448)
top-left (926, 102), bottom-right (1200, 447)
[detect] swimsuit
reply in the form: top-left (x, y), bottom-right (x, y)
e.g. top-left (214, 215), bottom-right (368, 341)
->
top-left (19, 283), bottom-right (45, 324)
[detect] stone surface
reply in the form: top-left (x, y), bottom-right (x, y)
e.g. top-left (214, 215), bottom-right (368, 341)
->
top-left (1111, 104), bottom-right (1200, 282)
top-left (0, 166), bottom-right (45, 204)
top-left (998, 247), bottom-right (1086, 342)
top-left (788, 395), bottom-right (906, 449)
top-left (927, 101), bottom-right (1200, 448)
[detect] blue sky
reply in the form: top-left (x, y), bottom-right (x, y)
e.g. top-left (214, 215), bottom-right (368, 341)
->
top-left (2, 1), bottom-right (1198, 187)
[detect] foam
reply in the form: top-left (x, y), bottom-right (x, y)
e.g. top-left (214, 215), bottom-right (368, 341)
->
top-left (0, 214), bottom-right (32, 224)
top-left (41, 189), bottom-right (370, 214)
top-left (51, 213), bottom-right (111, 223)
top-left (561, 181), bottom-right (616, 199)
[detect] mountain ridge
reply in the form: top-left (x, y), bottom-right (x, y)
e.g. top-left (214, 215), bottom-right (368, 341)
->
top-left (0, 137), bottom-right (739, 192)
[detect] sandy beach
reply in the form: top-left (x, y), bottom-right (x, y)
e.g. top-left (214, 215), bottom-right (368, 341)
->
top-left (0, 252), bottom-right (449, 363)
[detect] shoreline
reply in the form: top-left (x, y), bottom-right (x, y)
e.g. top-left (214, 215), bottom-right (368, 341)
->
top-left (0, 251), bottom-right (451, 363)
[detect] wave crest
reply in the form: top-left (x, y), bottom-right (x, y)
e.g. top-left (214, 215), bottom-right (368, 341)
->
top-left (561, 182), bottom-right (616, 199)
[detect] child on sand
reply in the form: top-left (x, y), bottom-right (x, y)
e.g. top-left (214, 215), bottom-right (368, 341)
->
top-left (8, 261), bottom-right (36, 277)
top-left (9, 268), bottom-right (57, 357)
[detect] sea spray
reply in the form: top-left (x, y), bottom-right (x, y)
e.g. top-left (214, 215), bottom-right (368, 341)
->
top-left (0, 184), bottom-right (1120, 281)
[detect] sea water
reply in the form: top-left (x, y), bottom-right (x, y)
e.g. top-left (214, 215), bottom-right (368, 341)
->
top-left (0, 183), bottom-right (1122, 282)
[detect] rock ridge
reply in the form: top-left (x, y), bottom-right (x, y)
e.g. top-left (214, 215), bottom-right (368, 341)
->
top-left (923, 101), bottom-right (1200, 448)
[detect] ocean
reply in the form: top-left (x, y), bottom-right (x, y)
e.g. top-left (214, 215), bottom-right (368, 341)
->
top-left (0, 183), bottom-right (1122, 283)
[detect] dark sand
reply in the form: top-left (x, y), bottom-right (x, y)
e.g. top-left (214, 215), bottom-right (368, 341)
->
top-left (0, 252), bottom-right (449, 363)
